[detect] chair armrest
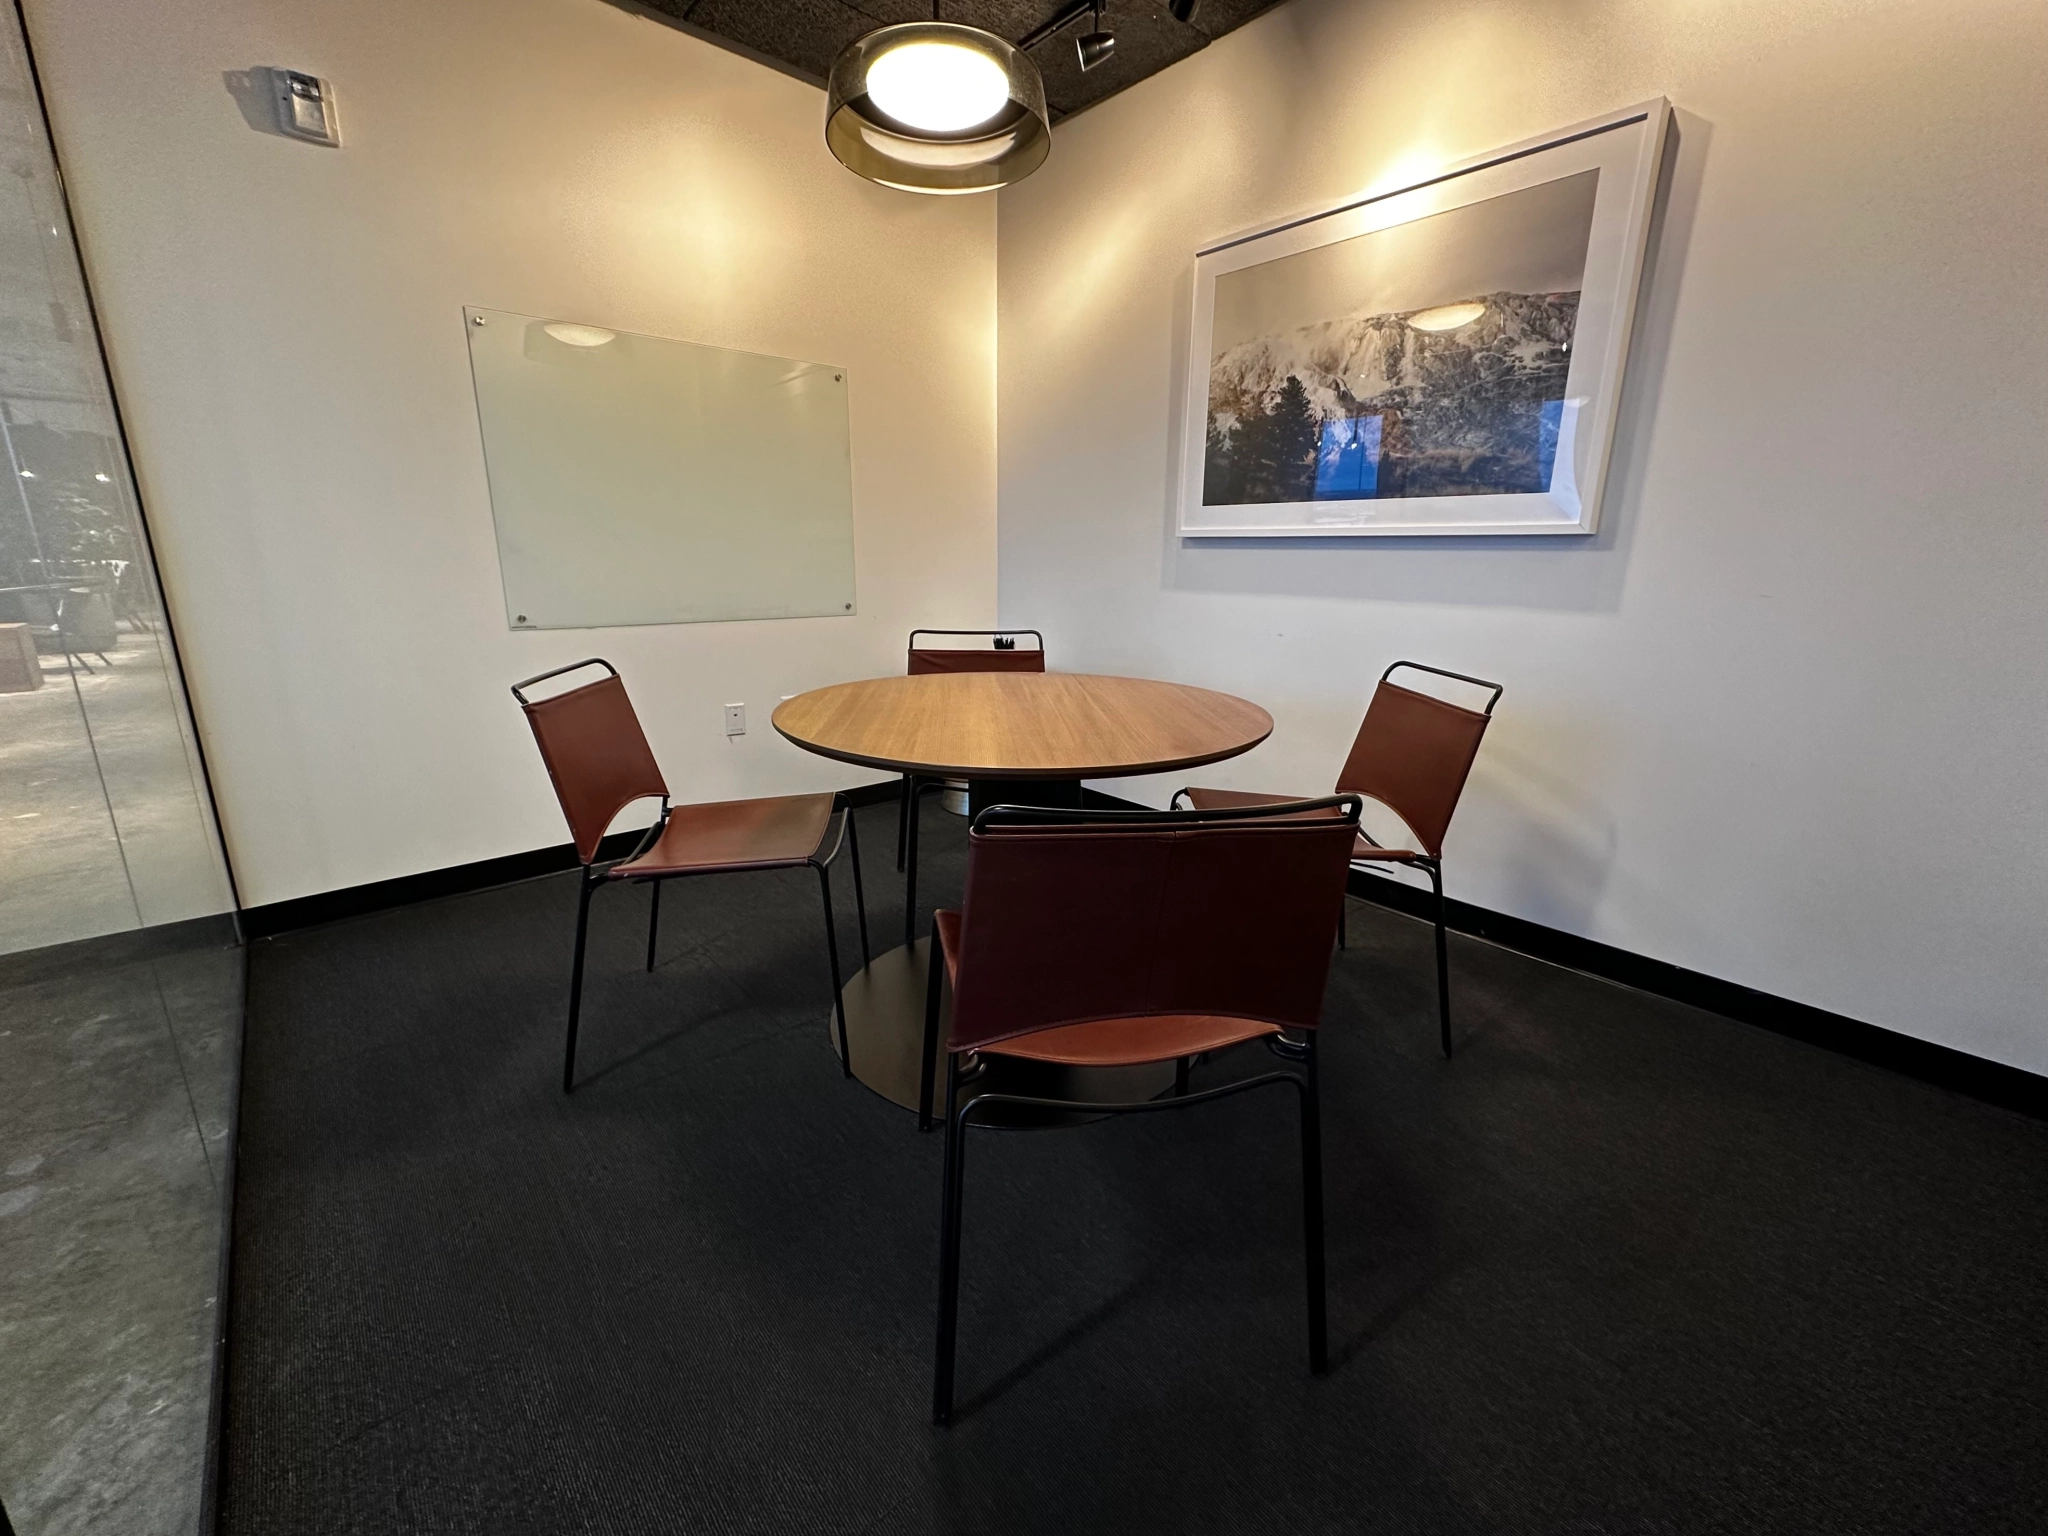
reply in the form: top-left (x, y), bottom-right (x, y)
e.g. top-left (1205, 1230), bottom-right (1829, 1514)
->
top-left (1174, 786), bottom-right (1306, 812)
top-left (1350, 845), bottom-right (1426, 863)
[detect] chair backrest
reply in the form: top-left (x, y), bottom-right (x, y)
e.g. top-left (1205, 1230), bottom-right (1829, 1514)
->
top-left (1334, 662), bottom-right (1501, 859)
top-left (907, 628), bottom-right (1046, 677)
top-left (511, 660), bottom-right (668, 864)
top-left (946, 799), bottom-right (1361, 1053)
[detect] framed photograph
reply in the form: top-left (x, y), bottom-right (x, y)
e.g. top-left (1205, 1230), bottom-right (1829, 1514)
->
top-left (1177, 100), bottom-right (1670, 538)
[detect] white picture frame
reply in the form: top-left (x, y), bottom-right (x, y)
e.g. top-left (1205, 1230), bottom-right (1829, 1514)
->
top-left (1177, 100), bottom-right (1670, 538)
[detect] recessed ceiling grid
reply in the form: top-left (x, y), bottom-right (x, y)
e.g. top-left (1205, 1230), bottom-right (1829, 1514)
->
top-left (625, 1), bottom-right (1288, 121)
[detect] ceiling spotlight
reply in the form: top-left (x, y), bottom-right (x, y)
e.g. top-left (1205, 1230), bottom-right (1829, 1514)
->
top-left (826, 19), bottom-right (1050, 194)
top-left (1076, 2), bottom-right (1115, 70)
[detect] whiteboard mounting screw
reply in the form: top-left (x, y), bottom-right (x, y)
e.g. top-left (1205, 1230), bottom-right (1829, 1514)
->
top-left (471, 314), bottom-right (485, 325)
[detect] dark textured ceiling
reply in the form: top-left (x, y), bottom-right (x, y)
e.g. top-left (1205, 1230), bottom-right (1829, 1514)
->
top-left (620, 1), bottom-right (1289, 121)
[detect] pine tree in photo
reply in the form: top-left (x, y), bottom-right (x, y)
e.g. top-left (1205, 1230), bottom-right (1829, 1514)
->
top-left (1267, 376), bottom-right (1319, 501)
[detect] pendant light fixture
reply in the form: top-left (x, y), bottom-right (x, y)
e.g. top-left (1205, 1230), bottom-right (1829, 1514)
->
top-left (825, 7), bottom-right (1050, 195)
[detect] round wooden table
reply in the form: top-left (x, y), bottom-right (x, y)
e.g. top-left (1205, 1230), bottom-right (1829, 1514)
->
top-left (772, 672), bottom-right (1272, 1119)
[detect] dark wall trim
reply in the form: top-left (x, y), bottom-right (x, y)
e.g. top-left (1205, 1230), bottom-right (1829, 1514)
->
top-left (226, 779), bottom-right (2041, 1118)
top-left (0, 912), bottom-right (239, 990)
top-left (1087, 787), bottom-right (2043, 1120)
top-left (1343, 867), bottom-right (2045, 1121)
top-left (238, 780), bottom-right (903, 940)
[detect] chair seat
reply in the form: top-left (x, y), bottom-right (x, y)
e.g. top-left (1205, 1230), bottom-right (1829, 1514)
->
top-left (933, 908), bottom-right (1280, 1066)
top-left (982, 1014), bottom-right (1281, 1066)
top-left (612, 793), bottom-right (835, 878)
top-left (1180, 787), bottom-right (1423, 864)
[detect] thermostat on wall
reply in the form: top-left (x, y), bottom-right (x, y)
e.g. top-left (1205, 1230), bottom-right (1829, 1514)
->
top-left (272, 69), bottom-right (340, 146)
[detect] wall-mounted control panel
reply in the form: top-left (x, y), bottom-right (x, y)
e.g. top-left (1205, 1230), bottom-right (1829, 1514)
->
top-left (272, 70), bottom-right (340, 146)
top-left (724, 703), bottom-right (746, 737)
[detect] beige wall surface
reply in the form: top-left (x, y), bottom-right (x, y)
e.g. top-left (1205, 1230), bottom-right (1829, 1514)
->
top-left (24, 0), bottom-right (997, 906)
top-left (995, 0), bottom-right (2048, 1072)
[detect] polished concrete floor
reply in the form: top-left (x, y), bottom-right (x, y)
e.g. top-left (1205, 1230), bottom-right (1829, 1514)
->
top-left (0, 633), bottom-right (231, 955)
top-left (0, 938), bottom-right (241, 1535)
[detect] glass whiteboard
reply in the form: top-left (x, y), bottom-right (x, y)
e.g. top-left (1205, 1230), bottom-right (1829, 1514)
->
top-left (463, 307), bottom-right (856, 629)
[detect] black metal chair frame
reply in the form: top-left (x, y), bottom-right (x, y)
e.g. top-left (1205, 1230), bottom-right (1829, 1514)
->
top-left (1176, 661), bottom-right (1501, 1060)
top-left (512, 659), bottom-right (870, 1094)
top-left (922, 795), bottom-right (1359, 1425)
top-left (895, 628), bottom-right (1045, 945)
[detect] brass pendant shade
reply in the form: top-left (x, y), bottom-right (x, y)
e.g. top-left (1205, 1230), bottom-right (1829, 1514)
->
top-left (825, 22), bottom-right (1050, 195)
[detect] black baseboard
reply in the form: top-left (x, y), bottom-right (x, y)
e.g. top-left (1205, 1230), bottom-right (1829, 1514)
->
top-left (0, 911), bottom-right (241, 989)
top-left (1087, 787), bottom-right (2042, 1120)
top-left (1342, 868), bottom-right (2045, 1121)
top-left (229, 780), bottom-right (2042, 1119)
top-left (239, 780), bottom-right (903, 941)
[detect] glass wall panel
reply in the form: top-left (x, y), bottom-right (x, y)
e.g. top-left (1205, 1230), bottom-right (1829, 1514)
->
top-left (0, 7), bottom-right (232, 953)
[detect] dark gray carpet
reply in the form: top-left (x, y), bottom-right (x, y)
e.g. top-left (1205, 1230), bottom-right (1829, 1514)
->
top-left (219, 803), bottom-right (2048, 1534)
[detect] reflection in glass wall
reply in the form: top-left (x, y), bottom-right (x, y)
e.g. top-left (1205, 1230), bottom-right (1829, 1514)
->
top-left (1, 12), bottom-right (243, 1533)
top-left (0, 9), bottom-right (232, 953)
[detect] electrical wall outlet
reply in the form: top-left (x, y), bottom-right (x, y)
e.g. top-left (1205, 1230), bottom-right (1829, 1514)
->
top-left (723, 703), bottom-right (746, 736)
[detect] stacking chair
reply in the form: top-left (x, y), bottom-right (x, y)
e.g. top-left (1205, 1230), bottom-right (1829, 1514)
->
top-left (920, 796), bottom-right (1362, 1425)
top-left (1175, 661), bottom-right (1502, 1058)
top-left (512, 659), bottom-right (868, 1092)
top-left (896, 628), bottom-right (1044, 941)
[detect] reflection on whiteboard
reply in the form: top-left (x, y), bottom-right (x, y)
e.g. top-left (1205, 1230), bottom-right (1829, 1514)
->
top-left (464, 307), bottom-right (856, 629)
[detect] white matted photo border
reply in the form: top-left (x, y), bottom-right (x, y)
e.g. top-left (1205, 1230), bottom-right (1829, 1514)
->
top-left (1177, 99), bottom-right (1671, 539)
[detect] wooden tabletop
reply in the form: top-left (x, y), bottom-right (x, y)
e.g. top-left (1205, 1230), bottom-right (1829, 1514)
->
top-left (772, 672), bottom-right (1272, 780)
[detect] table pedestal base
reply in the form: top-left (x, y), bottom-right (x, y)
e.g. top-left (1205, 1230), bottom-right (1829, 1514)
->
top-left (832, 939), bottom-right (1176, 1127)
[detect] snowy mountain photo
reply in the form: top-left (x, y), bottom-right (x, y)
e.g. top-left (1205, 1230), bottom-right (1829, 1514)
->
top-left (1196, 169), bottom-right (1601, 508)
top-left (1201, 288), bottom-right (1580, 505)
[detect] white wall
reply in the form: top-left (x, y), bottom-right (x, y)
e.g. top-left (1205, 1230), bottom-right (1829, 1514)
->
top-left (996, 0), bottom-right (2048, 1072)
top-left (24, 0), bottom-right (997, 906)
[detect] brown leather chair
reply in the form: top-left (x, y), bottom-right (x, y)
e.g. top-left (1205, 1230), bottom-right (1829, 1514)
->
top-left (896, 628), bottom-right (1045, 944)
top-left (512, 659), bottom-right (868, 1093)
top-left (1176, 661), bottom-right (1502, 1059)
top-left (919, 795), bottom-right (1362, 1425)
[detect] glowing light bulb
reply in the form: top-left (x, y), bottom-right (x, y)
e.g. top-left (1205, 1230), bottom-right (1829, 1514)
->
top-left (1407, 302), bottom-right (1486, 333)
top-left (543, 323), bottom-right (616, 347)
top-left (865, 41), bottom-right (1008, 133)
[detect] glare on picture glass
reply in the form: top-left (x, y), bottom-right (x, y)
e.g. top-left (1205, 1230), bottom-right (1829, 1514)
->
top-left (865, 42), bottom-right (1009, 132)
top-left (1406, 302), bottom-right (1487, 332)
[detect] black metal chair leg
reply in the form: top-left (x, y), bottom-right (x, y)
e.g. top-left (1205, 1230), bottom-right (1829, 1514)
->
top-left (564, 870), bottom-right (597, 1094)
top-left (1337, 894), bottom-right (1348, 950)
top-left (919, 936), bottom-right (945, 1132)
top-left (904, 771), bottom-right (923, 947)
top-left (934, 1053), bottom-right (967, 1426)
top-left (843, 802), bottom-right (870, 964)
top-left (1428, 860), bottom-right (1452, 1058)
top-left (815, 861), bottom-right (852, 1077)
top-left (896, 774), bottom-right (914, 871)
top-left (1301, 1035), bottom-right (1327, 1375)
top-left (1174, 1056), bottom-right (1191, 1096)
top-left (644, 878), bottom-right (661, 972)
